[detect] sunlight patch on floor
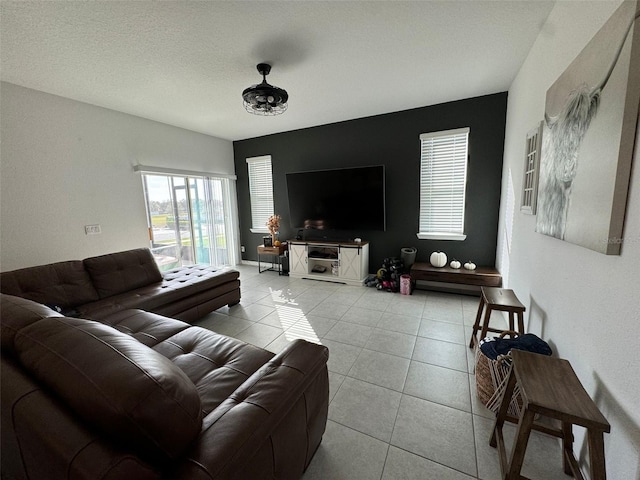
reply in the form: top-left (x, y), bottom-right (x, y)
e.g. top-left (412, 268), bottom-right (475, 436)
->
top-left (285, 317), bottom-right (321, 344)
top-left (270, 287), bottom-right (321, 344)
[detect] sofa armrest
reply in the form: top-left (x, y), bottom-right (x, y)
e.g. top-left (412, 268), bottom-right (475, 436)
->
top-left (1, 358), bottom-right (159, 480)
top-left (175, 339), bottom-right (329, 480)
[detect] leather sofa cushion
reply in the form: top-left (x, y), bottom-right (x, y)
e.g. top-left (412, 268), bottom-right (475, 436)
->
top-left (97, 308), bottom-right (273, 415)
top-left (0, 260), bottom-right (99, 309)
top-left (83, 248), bottom-right (163, 298)
top-left (99, 309), bottom-right (192, 348)
top-left (153, 326), bottom-right (274, 415)
top-left (0, 294), bottom-right (62, 355)
top-left (14, 317), bottom-right (202, 461)
top-left (76, 266), bottom-right (240, 319)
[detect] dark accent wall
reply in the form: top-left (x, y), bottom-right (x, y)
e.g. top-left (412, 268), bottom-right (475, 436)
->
top-left (233, 92), bottom-right (507, 272)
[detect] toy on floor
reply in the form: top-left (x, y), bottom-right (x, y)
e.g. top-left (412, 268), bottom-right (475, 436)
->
top-left (364, 257), bottom-right (404, 292)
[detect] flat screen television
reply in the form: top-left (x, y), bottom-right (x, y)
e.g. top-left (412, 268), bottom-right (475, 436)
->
top-left (286, 165), bottom-right (386, 232)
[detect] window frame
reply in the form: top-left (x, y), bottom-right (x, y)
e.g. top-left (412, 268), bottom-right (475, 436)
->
top-left (246, 155), bottom-right (274, 234)
top-left (417, 127), bottom-right (469, 241)
top-left (520, 122), bottom-right (542, 215)
top-left (139, 172), bottom-right (239, 268)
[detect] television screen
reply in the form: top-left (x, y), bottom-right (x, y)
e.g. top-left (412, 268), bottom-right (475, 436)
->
top-left (286, 165), bottom-right (386, 231)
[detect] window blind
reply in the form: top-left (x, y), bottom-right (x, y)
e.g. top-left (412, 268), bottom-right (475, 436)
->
top-left (418, 128), bottom-right (469, 239)
top-left (246, 155), bottom-right (274, 233)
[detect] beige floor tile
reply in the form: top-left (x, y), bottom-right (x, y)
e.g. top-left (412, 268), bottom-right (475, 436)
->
top-left (348, 349), bottom-right (410, 391)
top-left (324, 321), bottom-right (373, 348)
top-left (473, 414), bottom-right (567, 480)
top-left (382, 446), bottom-right (476, 480)
top-left (391, 395), bottom-right (477, 477)
top-left (341, 305), bottom-right (384, 326)
top-left (233, 322), bottom-right (283, 348)
top-left (226, 302), bottom-right (275, 321)
top-left (290, 314), bottom-right (337, 340)
top-left (413, 336), bottom-right (469, 372)
top-left (365, 328), bottom-right (417, 358)
top-left (384, 299), bottom-right (425, 318)
top-left (321, 338), bottom-right (363, 375)
top-left (329, 377), bottom-right (402, 442)
top-left (404, 360), bottom-right (471, 412)
top-left (376, 312), bottom-right (422, 335)
top-left (419, 318), bottom-right (466, 344)
top-left (302, 420), bottom-right (389, 480)
top-left (308, 300), bottom-right (351, 320)
top-left (196, 314), bottom-right (253, 337)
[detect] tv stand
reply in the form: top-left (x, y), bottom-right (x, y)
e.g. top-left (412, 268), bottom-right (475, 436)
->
top-left (288, 240), bottom-right (369, 286)
top-left (300, 228), bottom-right (353, 243)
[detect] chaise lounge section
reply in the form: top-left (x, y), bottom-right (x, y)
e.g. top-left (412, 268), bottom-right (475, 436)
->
top-left (0, 247), bottom-right (241, 322)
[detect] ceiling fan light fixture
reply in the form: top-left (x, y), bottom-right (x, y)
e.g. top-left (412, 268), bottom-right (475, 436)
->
top-left (242, 63), bottom-right (289, 116)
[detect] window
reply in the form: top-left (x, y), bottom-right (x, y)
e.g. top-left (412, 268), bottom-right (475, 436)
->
top-left (520, 122), bottom-right (542, 214)
top-left (247, 155), bottom-right (274, 233)
top-left (417, 127), bottom-right (469, 240)
top-left (139, 171), bottom-right (238, 269)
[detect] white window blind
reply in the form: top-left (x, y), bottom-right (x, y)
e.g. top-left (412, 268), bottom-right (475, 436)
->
top-left (418, 127), bottom-right (469, 241)
top-left (247, 155), bottom-right (274, 233)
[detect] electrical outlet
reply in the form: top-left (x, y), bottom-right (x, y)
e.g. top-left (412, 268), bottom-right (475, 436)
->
top-left (241, 245), bottom-right (245, 253)
top-left (85, 224), bottom-right (102, 235)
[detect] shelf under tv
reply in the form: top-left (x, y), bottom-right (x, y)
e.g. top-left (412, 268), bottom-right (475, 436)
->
top-left (288, 240), bottom-right (369, 286)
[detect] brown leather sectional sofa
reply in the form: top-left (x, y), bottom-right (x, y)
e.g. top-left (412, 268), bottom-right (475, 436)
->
top-left (0, 248), bottom-right (241, 322)
top-left (1, 293), bottom-right (330, 479)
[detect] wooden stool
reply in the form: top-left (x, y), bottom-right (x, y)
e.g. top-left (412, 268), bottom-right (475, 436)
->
top-left (469, 287), bottom-right (525, 348)
top-left (491, 350), bottom-right (610, 480)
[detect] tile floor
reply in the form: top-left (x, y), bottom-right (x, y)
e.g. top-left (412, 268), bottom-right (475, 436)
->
top-left (194, 265), bottom-right (569, 480)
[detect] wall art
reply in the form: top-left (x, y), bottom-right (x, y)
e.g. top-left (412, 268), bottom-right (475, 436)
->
top-left (536, 1), bottom-right (640, 254)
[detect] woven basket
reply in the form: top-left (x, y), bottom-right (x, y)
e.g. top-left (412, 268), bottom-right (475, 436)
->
top-left (475, 331), bottom-right (522, 417)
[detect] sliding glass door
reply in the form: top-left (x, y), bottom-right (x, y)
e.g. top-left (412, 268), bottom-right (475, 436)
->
top-left (142, 174), bottom-right (237, 270)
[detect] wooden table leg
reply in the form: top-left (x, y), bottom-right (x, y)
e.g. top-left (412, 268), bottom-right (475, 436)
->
top-left (517, 312), bottom-right (525, 335)
top-left (562, 422), bottom-right (573, 475)
top-left (588, 430), bottom-right (607, 480)
top-left (490, 364), bottom-right (517, 448)
top-left (490, 365), bottom-right (518, 478)
top-left (506, 408), bottom-right (536, 480)
top-left (469, 294), bottom-right (486, 348)
top-left (479, 306), bottom-right (493, 342)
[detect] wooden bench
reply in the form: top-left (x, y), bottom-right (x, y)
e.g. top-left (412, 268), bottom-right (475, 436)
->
top-left (491, 349), bottom-right (610, 480)
top-left (469, 287), bottom-right (526, 348)
top-left (410, 263), bottom-right (502, 293)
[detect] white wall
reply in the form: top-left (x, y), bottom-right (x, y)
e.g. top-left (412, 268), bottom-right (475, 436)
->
top-left (497, 1), bottom-right (640, 478)
top-left (0, 82), bottom-right (234, 271)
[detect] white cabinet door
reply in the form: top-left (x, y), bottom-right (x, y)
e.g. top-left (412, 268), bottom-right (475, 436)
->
top-left (289, 244), bottom-right (308, 275)
top-left (338, 247), bottom-right (362, 280)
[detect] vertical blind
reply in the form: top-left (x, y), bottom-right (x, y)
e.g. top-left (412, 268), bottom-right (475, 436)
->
top-left (246, 155), bottom-right (274, 232)
top-left (419, 127), bottom-right (469, 236)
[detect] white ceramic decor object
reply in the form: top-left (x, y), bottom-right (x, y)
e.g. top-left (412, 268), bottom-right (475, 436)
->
top-left (430, 251), bottom-right (447, 268)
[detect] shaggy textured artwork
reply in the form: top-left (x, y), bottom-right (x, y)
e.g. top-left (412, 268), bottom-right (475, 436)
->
top-left (536, 1), bottom-right (640, 254)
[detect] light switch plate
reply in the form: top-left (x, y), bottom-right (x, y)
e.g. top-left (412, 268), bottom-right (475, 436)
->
top-left (85, 224), bottom-right (102, 235)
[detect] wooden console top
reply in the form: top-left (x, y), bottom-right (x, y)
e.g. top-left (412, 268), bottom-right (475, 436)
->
top-left (288, 239), bottom-right (369, 247)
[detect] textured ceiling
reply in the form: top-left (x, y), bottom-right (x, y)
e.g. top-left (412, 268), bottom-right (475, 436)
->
top-left (1, 1), bottom-right (555, 141)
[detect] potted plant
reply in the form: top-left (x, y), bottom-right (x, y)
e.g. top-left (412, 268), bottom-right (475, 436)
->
top-left (266, 214), bottom-right (281, 246)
